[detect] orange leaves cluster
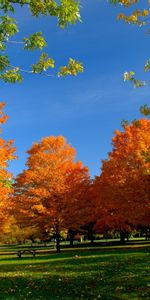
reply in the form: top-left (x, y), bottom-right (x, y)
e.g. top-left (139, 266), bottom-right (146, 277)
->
top-left (111, 119), bottom-right (150, 175)
top-left (0, 102), bottom-right (16, 232)
top-left (119, 0), bottom-right (138, 7)
top-left (118, 9), bottom-right (149, 25)
top-left (112, 0), bottom-right (150, 26)
top-left (111, 0), bottom-right (138, 7)
top-left (94, 119), bottom-right (150, 233)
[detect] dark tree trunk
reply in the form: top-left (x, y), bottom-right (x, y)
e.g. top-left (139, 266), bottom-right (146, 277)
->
top-left (88, 227), bottom-right (94, 245)
top-left (68, 229), bottom-right (78, 247)
top-left (90, 231), bottom-right (94, 245)
top-left (145, 229), bottom-right (148, 241)
top-left (70, 234), bottom-right (74, 247)
top-left (56, 229), bottom-right (61, 253)
top-left (126, 232), bottom-right (130, 242)
top-left (120, 231), bottom-right (126, 244)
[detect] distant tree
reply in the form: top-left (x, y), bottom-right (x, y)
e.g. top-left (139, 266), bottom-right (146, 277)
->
top-left (94, 119), bottom-right (150, 243)
top-left (14, 135), bottom-right (90, 252)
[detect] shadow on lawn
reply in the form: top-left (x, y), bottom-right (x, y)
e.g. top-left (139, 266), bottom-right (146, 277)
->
top-left (0, 273), bottom-right (107, 300)
top-left (0, 265), bottom-right (149, 300)
top-left (0, 249), bottom-right (149, 300)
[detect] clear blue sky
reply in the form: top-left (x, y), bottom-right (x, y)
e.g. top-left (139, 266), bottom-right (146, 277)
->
top-left (1, 0), bottom-right (150, 178)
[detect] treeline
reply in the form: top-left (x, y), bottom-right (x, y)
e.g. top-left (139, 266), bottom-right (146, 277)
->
top-left (0, 104), bottom-right (149, 251)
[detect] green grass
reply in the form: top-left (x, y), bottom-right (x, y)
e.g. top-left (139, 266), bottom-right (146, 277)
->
top-left (0, 247), bottom-right (150, 300)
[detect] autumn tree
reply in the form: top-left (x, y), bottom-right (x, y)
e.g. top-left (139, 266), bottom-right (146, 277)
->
top-left (0, 102), bottom-right (16, 235)
top-left (94, 119), bottom-right (150, 243)
top-left (14, 135), bottom-right (90, 252)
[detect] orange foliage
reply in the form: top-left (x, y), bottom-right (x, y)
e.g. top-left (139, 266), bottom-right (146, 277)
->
top-left (0, 103), bottom-right (16, 233)
top-left (94, 119), bottom-right (150, 233)
top-left (14, 136), bottom-right (90, 250)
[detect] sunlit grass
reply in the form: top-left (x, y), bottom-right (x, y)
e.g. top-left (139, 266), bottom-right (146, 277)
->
top-left (0, 247), bottom-right (150, 299)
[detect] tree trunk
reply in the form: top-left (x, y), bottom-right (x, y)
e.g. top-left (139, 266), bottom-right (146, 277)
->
top-left (90, 232), bottom-right (94, 245)
top-left (126, 232), bottom-right (130, 241)
top-left (70, 235), bottom-right (74, 247)
top-left (120, 231), bottom-right (126, 244)
top-left (56, 232), bottom-right (60, 253)
top-left (145, 229), bottom-right (148, 241)
top-left (88, 228), bottom-right (94, 245)
top-left (68, 229), bottom-right (78, 247)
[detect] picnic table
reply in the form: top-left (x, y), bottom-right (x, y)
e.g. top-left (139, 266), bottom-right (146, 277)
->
top-left (17, 249), bottom-right (36, 258)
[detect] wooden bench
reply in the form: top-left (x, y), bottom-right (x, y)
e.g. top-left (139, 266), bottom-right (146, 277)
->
top-left (17, 249), bottom-right (36, 258)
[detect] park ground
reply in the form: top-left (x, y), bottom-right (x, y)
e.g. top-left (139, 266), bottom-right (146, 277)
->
top-left (0, 243), bottom-right (150, 300)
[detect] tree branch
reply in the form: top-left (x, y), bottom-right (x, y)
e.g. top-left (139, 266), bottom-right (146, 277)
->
top-left (0, 57), bottom-right (56, 77)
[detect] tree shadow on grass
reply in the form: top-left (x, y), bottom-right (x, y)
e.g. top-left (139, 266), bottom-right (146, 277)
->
top-left (0, 266), bottom-right (149, 300)
top-left (0, 249), bottom-right (149, 273)
top-left (0, 250), bottom-right (150, 300)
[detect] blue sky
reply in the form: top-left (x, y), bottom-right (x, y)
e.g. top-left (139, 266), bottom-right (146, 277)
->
top-left (1, 0), bottom-right (150, 178)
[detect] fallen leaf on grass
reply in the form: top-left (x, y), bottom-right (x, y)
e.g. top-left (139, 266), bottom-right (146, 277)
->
top-left (115, 286), bottom-right (123, 293)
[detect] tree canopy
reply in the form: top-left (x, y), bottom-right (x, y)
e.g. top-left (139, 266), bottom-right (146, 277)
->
top-left (0, 0), bottom-right (84, 83)
top-left (14, 135), bottom-right (90, 251)
top-left (94, 119), bottom-right (150, 240)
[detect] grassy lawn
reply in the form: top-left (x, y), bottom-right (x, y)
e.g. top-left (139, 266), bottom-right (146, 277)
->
top-left (0, 247), bottom-right (150, 300)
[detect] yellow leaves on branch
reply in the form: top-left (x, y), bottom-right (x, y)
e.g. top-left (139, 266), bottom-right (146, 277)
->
top-left (119, 0), bottom-right (138, 7)
top-left (110, 0), bottom-right (150, 26)
top-left (110, 0), bottom-right (138, 7)
top-left (117, 9), bottom-right (149, 25)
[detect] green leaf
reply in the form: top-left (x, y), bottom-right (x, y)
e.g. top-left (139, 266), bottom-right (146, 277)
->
top-left (0, 68), bottom-right (23, 83)
top-left (0, 178), bottom-right (13, 189)
top-left (23, 32), bottom-right (47, 50)
top-left (144, 59), bottom-right (150, 72)
top-left (121, 120), bottom-right (129, 129)
top-left (0, 16), bottom-right (19, 50)
top-left (32, 53), bottom-right (55, 73)
top-left (140, 104), bottom-right (150, 116)
top-left (57, 0), bottom-right (81, 28)
top-left (58, 58), bottom-right (83, 76)
top-left (0, 42), bottom-right (6, 51)
top-left (123, 71), bottom-right (146, 88)
top-left (133, 79), bottom-right (146, 88)
top-left (29, 0), bottom-right (81, 28)
top-left (0, 0), bottom-right (14, 13)
top-left (123, 71), bottom-right (135, 81)
top-left (0, 55), bottom-right (9, 71)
